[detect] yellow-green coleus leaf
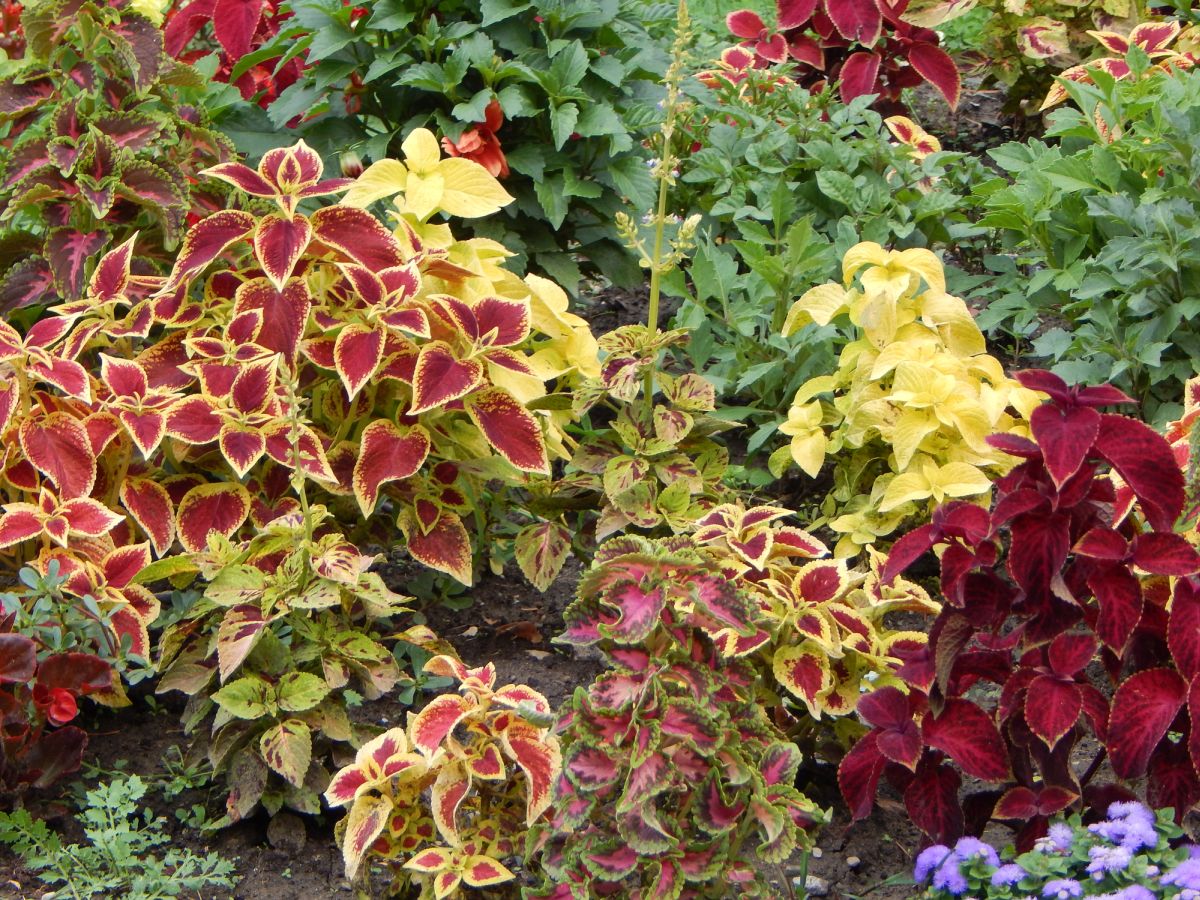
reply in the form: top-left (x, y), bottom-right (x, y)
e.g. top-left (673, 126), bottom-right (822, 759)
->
top-left (879, 457), bottom-right (992, 512)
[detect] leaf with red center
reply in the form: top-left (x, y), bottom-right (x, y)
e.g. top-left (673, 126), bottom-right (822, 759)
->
top-left (233, 279), bottom-right (311, 361)
top-left (431, 764), bottom-right (470, 844)
top-left (30, 356), bottom-right (90, 401)
top-left (1090, 565), bottom-right (1143, 654)
top-left (773, 644), bottom-right (831, 716)
top-left (215, 605), bottom-right (267, 681)
top-left (858, 689), bottom-right (922, 770)
top-left (690, 575), bottom-right (756, 636)
top-left (503, 719), bottom-right (561, 824)
top-left (1133, 532), bottom-right (1200, 575)
top-left (165, 210), bottom-right (255, 289)
top-left (462, 856), bottom-right (514, 888)
top-left (410, 694), bottom-right (473, 755)
top-left (697, 773), bottom-right (746, 832)
top-left (1029, 401), bottom-right (1099, 487)
top-left (1075, 526), bottom-right (1128, 560)
top-left (907, 42), bottom-right (960, 108)
top-left (19, 413), bottom-right (96, 498)
top-left (464, 387), bottom-right (549, 474)
top-left (995, 785), bottom-right (1078, 819)
top-left (1129, 19), bottom-right (1181, 52)
top-left (333, 325), bottom-right (384, 400)
top-left (829, 0), bottom-right (882, 42)
top-left (839, 51), bottom-right (882, 102)
top-left (923, 699), bottom-right (1009, 781)
top-left (0, 508), bottom-right (45, 549)
top-left (100, 355), bottom-right (148, 399)
top-left (905, 764), bottom-right (963, 843)
top-left (1171, 580), bottom-right (1200, 683)
top-left (218, 425), bottom-right (266, 477)
top-left (0, 634), bottom-right (36, 683)
top-left (46, 228), bottom-right (108, 300)
top-left (1048, 632), bottom-right (1097, 677)
top-left (1107, 668), bottom-right (1186, 779)
top-left (352, 421), bottom-right (431, 516)
top-left (1025, 675), bottom-right (1081, 748)
top-left (405, 511), bottom-right (473, 584)
top-left (410, 342), bottom-right (484, 413)
top-left (310, 206), bottom-right (403, 270)
top-left (176, 482), bottom-right (251, 552)
top-left (468, 743), bottom-right (505, 780)
top-left (60, 498), bottom-right (123, 538)
top-left (404, 846), bottom-right (452, 874)
top-left (727, 9), bottom-right (766, 37)
top-left (342, 794), bottom-right (391, 878)
top-left (760, 742), bottom-right (802, 787)
top-left (254, 214), bottom-right (311, 290)
top-left (472, 296), bottom-right (530, 347)
top-left (120, 478), bottom-right (174, 556)
top-left (325, 765), bottom-right (369, 807)
top-left (88, 234), bottom-right (134, 301)
top-left (165, 396), bottom-right (222, 445)
top-left (263, 422), bottom-right (336, 481)
top-left (661, 700), bottom-right (721, 751)
top-left (585, 844), bottom-right (638, 878)
top-left (566, 746), bottom-right (621, 791)
top-left (755, 32), bottom-right (788, 62)
top-left (1095, 413), bottom-right (1183, 531)
top-left (230, 360), bottom-right (276, 414)
top-left (597, 581), bottom-right (664, 643)
top-left (211, 0), bottom-right (264, 58)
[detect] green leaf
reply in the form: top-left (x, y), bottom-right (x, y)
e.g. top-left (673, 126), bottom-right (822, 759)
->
top-left (549, 41), bottom-right (589, 88)
top-left (815, 171), bottom-right (858, 210)
top-left (481, 0), bottom-right (531, 24)
top-left (266, 82), bottom-right (324, 129)
top-left (276, 672), bottom-right (330, 712)
top-left (212, 676), bottom-right (273, 720)
top-left (535, 173), bottom-right (569, 228)
top-left (550, 102), bottom-right (579, 150)
top-left (575, 103), bottom-right (624, 138)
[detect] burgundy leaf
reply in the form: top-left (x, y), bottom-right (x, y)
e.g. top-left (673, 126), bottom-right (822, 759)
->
top-left (838, 51), bottom-right (882, 102)
top-left (1007, 512), bottom-right (1070, 606)
top-left (1169, 579), bottom-right (1200, 681)
top-left (881, 523), bottom-right (935, 585)
top-left (1029, 402), bottom-right (1099, 488)
top-left (1094, 414), bottom-right (1183, 531)
top-left (838, 731), bottom-right (887, 820)
top-left (47, 229), bottom-right (108, 300)
top-left (1132, 532), bottom-right (1200, 576)
top-left (922, 699), bottom-right (1009, 781)
top-left (1108, 668), bottom-right (1187, 779)
top-left (1024, 675), bottom-right (1081, 748)
top-left (212, 0), bottom-right (264, 59)
top-left (904, 764), bottom-right (963, 843)
top-left (827, 0), bottom-right (882, 43)
top-left (906, 42), bottom-right (960, 108)
top-left (777, 0), bottom-right (820, 28)
top-left (1090, 566), bottom-right (1143, 654)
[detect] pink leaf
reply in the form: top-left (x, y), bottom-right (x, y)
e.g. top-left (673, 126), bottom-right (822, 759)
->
top-left (727, 9), bottom-right (766, 38)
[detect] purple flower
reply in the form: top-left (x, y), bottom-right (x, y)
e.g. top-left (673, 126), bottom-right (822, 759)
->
top-left (954, 836), bottom-right (1000, 867)
top-left (1114, 888), bottom-right (1154, 900)
top-left (1042, 879), bottom-right (1083, 899)
top-left (914, 844), bottom-right (953, 883)
top-left (1086, 843), bottom-right (1131, 878)
top-left (1088, 812), bottom-right (1158, 853)
top-left (1163, 858), bottom-right (1200, 890)
top-left (1047, 822), bottom-right (1074, 852)
top-left (991, 864), bottom-right (1026, 887)
top-left (932, 860), bottom-right (968, 896)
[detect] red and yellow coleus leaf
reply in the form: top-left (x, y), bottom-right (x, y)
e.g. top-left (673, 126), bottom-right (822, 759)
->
top-left (203, 140), bottom-right (351, 216)
top-left (500, 719), bottom-right (561, 825)
top-left (431, 762), bottom-right (470, 844)
top-left (401, 509), bottom-right (473, 585)
top-left (409, 342), bottom-right (484, 413)
top-left (464, 387), bottom-right (550, 474)
top-left (175, 482), bottom-right (251, 552)
top-left (340, 793), bottom-right (392, 879)
top-left (254, 214), bottom-right (311, 290)
top-left (352, 421), bottom-right (431, 516)
top-left (325, 727), bottom-right (427, 807)
top-left (0, 488), bottom-right (123, 549)
top-left (410, 693), bottom-right (475, 756)
top-left (18, 412), bottom-right (97, 498)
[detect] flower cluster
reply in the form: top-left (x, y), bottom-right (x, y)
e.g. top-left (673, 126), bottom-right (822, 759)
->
top-left (916, 804), bottom-right (1200, 898)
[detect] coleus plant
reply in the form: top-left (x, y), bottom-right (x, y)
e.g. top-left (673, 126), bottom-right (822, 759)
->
top-left (839, 371), bottom-right (1200, 847)
top-left (0, 0), bottom-right (233, 309)
top-left (529, 535), bottom-right (827, 898)
top-left (776, 241), bottom-right (1044, 555)
top-left (324, 654), bottom-right (560, 898)
top-left (687, 502), bottom-right (938, 734)
top-left (721, 0), bottom-right (960, 111)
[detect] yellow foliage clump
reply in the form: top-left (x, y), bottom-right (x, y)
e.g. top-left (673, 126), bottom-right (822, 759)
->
top-left (775, 242), bottom-right (1042, 556)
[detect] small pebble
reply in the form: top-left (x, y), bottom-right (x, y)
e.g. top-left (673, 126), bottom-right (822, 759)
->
top-left (794, 875), bottom-right (830, 896)
top-left (811, 846), bottom-right (823, 858)
top-left (847, 855), bottom-right (861, 869)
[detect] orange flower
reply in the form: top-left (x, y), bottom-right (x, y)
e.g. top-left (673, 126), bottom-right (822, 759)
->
top-left (441, 99), bottom-right (509, 179)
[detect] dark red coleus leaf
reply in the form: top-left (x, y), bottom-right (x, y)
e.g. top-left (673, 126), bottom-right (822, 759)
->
top-left (838, 51), bottom-right (881, 102)
top-left (922, 699), bottom-right (1009, 781)
top-left (838, 731), bottom-right (887, 821)
top-left (1028, 402), bottom-right (1099, 488)
top-left (1094, 414), bottom-right (1183, 531)
top-left (1108, 668), bottom-right (1187, 779)
top-left (904, 762), bottom-right (964, 842)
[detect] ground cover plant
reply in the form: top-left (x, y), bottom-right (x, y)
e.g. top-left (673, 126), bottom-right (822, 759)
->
top-left (7, 0), bottom-right (1200, 896)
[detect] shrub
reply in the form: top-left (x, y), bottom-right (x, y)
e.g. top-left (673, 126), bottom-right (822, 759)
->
top-left (773, 241), bottom-right (1042, 554)
top-left (0, 0), bottom-right (233, 310)
top-left (914, 805), bottom-right (1197, 898)
top-left (325, 656), bottom-right (560, 896)
top-left (163, 0), bottom-right (676, 289)
top-left (529, 534), bottom-right (827, 897)
top-left (973, 65), bottom-right (1200, 421)
top-left (715, 0), bottom-right (960, 110)
top-left (840, 371), bottom-right (1200, 847)
top-left (663, 73), bottom-right (987, 444)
